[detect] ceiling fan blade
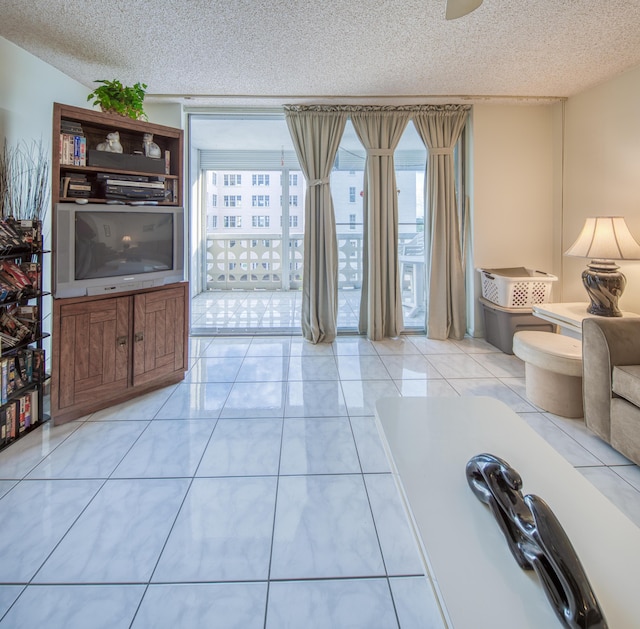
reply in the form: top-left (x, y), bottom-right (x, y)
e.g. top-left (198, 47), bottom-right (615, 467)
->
top-left (445, 0), bottom-right (483, 20)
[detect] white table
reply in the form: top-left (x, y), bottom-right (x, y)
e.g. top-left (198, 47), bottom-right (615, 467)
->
top-left (376, 396), bottom-right (640, 628)
top-left (532, 302), bottom-right (640, 338)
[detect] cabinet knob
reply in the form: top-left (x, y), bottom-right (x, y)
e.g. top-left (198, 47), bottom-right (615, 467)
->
top-left (135, 332), bottom-right (144, 342)
top-left (117, 336), bottom-right (127, 347)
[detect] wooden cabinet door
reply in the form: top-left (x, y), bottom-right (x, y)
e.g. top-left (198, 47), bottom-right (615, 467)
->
top-left (132, 285), bottom-right (187, 387)
top-left (57, 296), bottom-right (130, 410)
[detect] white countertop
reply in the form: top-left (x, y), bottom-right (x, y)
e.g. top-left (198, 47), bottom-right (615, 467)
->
top-left (532, 302), bottom-right (640, 337)
top-left (376, 396), bottom-right (640, 629)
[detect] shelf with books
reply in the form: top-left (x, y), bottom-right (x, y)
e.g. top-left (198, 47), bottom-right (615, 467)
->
top-left (52, 103), bottom-right (183, 206)
top-left (0, 219), bottom-right (49, 451)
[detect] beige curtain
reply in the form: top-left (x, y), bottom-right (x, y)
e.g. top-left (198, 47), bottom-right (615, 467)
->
top-left (285, 107), bottom-right (347, 343)
top-left (413, 106), bottom-right (470, 340)
top-left (351, 110), bottom-right (410, 340)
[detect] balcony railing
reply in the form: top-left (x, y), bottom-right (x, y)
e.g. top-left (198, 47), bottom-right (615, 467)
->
top-left (206, 232), bottom-right (365, 290)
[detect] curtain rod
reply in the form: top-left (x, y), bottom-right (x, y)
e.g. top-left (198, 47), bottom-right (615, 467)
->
top-left (150, 94), bottom-right (566, 107)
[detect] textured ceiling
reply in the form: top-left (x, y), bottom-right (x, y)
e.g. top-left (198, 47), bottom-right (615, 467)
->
top-left (3, 0), bottom-right (640, 105)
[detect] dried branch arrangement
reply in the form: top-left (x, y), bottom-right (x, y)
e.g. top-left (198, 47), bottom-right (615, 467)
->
top-left (0, 140), bottom-right (50, 221)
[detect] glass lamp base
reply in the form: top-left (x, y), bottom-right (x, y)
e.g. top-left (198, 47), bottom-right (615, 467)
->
top-left (582, 261), bottom-right (626, 317)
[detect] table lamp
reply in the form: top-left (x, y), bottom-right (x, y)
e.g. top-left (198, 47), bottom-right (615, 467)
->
top-left (565, 216), bottom-right (640, 317)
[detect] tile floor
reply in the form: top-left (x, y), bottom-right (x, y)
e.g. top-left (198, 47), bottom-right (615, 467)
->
top-left (190, 289), bottom-right (426, 334)
top-left (0, 333), bottom-right (638, 628)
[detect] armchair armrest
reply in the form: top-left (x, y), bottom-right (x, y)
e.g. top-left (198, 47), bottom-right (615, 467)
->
top-left (582, 318), bottom-right (640, 441)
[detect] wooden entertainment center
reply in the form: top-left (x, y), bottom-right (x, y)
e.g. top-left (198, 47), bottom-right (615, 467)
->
top-left (50, 103), bottom-right (188, 424)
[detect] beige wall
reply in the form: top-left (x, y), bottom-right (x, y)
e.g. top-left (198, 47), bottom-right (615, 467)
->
top-left (563, 65), bottom-right (640, 314)
top-left (468, 103), bottom-right (560, 334)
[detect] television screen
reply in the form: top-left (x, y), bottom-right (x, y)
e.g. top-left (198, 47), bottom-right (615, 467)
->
top-left (75, 211), bottom-right (174, 280)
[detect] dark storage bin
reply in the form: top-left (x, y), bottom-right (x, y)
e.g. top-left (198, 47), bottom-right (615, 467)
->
top-left (87, 149), bottom-right (166, 174)
top-left (480, 297), bottom-right (555, 354)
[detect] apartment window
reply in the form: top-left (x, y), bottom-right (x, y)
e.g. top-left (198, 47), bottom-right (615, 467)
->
top-left (224, 215), bottom-right (242, 228)
top-left (224, 174), bottom-right (241, 186)
top-left (252, 195), bottom-right (270, 207)
top-left (211, 172), bottom-right (217, 185)
top-left (212, 194), bottom-right (217, 207)
top-left (252, 215), bottom-right (270, 228)
top-left (207, 215), bottom-right (217, 230)
top-left (349, 187), bottom-right (356, 203)
top-left (290, 216), bottom-right (298, 228)
top-left (290, 173), bottom-right (298, 186)
top-left (224, 195), bottom-right (241, 207)
top-left (290, 195), bottom-right (298, 207)
top-left (252, 174), bottom-right (270, 186)
top-left (349, 213), bottom-right (356, 230)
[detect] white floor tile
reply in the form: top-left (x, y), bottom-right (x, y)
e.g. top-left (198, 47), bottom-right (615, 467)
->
top-left (236, 355), bottom-right (289, 381)
top-left (222, 381), bottom-right (287, 418)
top-left (425, 354), bottom-right (494, 378)
top-left (0, 480), bottom-right (103, 582)
top-left (197, 418), bottom-right (282, 477)
top-left (543, 413), bottom-right (634, 466)
top-left (394, 378), bottom-right (459, 397)
top-left (26, 421), bottom-right (149, 479)
top-left (280, 417), bottom-right (360, 475)
top-left (336, 354), bottom-right (392, 380)
top-left (285, 380), bottom-right (349, 417)
top-left (341, 379), bottom-right (400, 416)
top-left (518, 412), bottom-right (603, 467)
top-left (87, 386), bottom-right (176, 421)
top-left (112, 420), bottom-right (216, 478)
top-left (185, 356), bottom-right (243, 382)
top-left (470, 352), bottom-right (525, 378)
top-left (287, 355), bottom-right (339, 380)
top-left (364, 474), bottom-right (425, 576)
top-left (379, 354), bottom-right (443, 380)
top-left (0, 420), bottom-right (81, 479)
top-left (371, 337), bottom-right (422, 356)
top-left (0, 585), bottom-right (144, 629)
top-left (132, 583), bottom-right (267, 629)
top-left (156, 382), bottom-right (232, 419)
top-left (270, 475), bottom-right (384, 579)
top-left (612, 464), bottom-right (640, 492)
top-left (578, 467), bottom-right (640, 528)
top-left (153, 477), bottom-right (277, 582)
top-left (34, 478), bottom-right (189, 584)
top-left (0, 586), bottom-right (23, 619)
top-left (389, 576), bottom-right (447, 629)
top-left (350, 416), bottom-right (391, 473)
top-left (266, 578), bottom-right (398, 629)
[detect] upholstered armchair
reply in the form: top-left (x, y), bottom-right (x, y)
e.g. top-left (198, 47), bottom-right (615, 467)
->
top-left (582, 318), bottom-right (640, 465)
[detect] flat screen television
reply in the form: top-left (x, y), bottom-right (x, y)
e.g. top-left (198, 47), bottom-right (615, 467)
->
top-left (54, 203), bottom-right (185, 298)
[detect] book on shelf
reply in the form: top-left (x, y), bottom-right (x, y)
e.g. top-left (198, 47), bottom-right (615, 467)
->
top-left (6, 402), bottom-right (16, 440)
top-left (30, 390), bottom-right (38, 429)
top-left (60, 120), bottom-right (84, 135)
top-left (59, 133), bottom-right (86, 166)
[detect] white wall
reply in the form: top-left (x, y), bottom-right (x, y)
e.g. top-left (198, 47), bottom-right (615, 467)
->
top-left (563, 65), bottom-right (640, 314)
top-left (0, 36), bottom-right (92, 364)
top-left (0, 37), bottom-right (90, 146)
top-left (469, 103), bottom-right (560, 334)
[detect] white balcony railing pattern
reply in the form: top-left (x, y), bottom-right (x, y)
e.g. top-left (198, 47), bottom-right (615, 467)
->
top-left (206, 233), bottom-right (365, 290)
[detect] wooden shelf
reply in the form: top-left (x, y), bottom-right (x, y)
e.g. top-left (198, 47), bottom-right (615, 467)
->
top-left (52, 102), bottom-right (183, 206)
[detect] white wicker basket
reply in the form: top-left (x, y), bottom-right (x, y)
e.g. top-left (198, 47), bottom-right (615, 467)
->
top-left (479, 267), bottom-right (557, 309)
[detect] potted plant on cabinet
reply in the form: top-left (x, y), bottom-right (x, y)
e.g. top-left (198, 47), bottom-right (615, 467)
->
top-left (86, 79), bottom-right (148, 120)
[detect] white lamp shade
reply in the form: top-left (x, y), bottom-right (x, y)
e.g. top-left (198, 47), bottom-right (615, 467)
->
top-left (565, 216), bottom-right (640, 260)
